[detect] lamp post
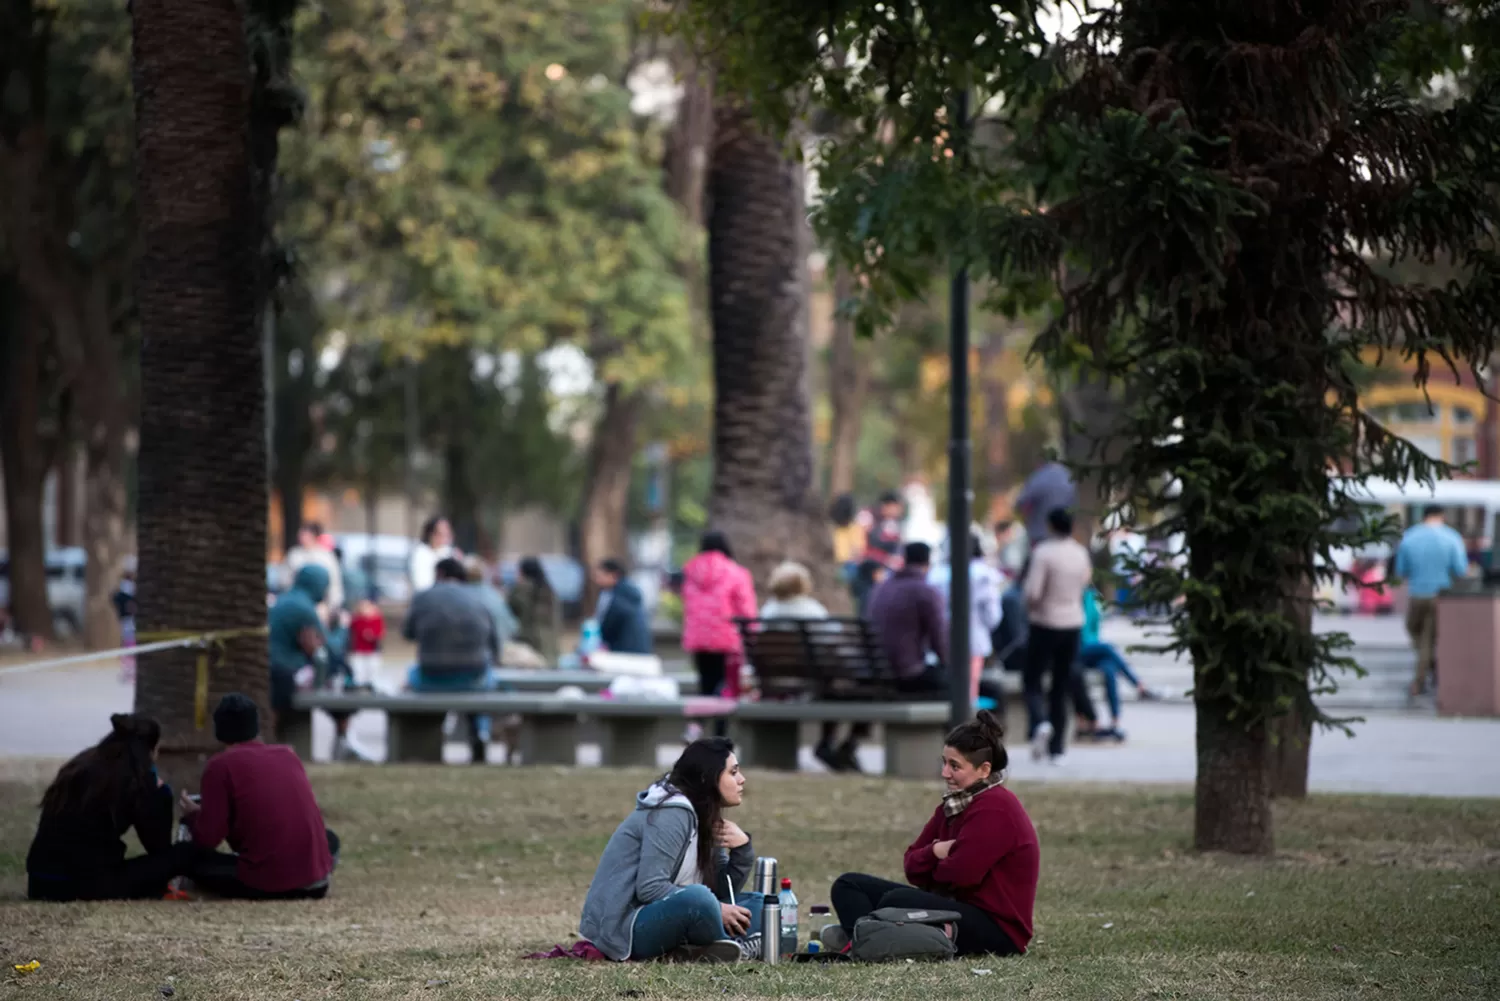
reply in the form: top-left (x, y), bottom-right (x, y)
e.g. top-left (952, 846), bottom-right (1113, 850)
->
top-left (947, 87), bottom-right (973, 730)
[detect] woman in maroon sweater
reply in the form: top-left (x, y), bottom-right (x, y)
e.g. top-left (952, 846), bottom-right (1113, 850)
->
top-left (829, 711), bottom-right (1039, 955)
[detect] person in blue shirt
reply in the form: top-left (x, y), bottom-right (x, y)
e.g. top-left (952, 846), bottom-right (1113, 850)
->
top-left (1076, 585), bottom-right (1158, 737)
top-left (593, 559), bottom-right (653, 655)
top-left (1393, 505), bottom-right (1469, 698)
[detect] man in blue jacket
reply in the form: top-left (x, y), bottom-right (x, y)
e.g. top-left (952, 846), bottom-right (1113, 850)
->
top-left (268, 565), bottom-right (367, 761)
top-left (593, 559), bottom-right (653, 654)
top-left (1394, 505), bottom-right (1469, 698)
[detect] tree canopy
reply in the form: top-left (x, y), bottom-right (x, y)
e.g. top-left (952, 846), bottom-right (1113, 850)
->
top-left (677, 0), bottom-right (1500, 852)
top-left (282, 0), bottom-right (694, 387)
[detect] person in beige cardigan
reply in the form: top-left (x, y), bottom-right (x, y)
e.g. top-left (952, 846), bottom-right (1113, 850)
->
top-left (1022, 508), bottom-right (1093, 762)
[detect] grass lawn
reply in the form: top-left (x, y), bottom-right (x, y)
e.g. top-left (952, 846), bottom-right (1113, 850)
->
top-left (1, 759), bottom-right (1497, 1000)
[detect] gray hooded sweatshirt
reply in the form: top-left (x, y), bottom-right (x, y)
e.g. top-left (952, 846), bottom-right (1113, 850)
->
top-left (578, 780), bottom-right (755, 961)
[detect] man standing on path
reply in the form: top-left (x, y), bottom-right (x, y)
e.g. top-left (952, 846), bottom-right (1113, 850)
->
top-left (1023, 508), bottom-right (1093, 762)
top-left (1394, 506), bottom-right (1468, 699)
top-left (1015, 461), bottom-right (1077, 579)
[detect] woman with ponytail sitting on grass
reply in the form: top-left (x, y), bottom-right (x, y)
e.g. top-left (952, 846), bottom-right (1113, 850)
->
top-left (826, 710), bottom-right (1038, 956)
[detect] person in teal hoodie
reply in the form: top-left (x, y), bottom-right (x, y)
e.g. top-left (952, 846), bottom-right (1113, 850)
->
top-left (1075, 585), bottom-right (1157, 736)
top-left (268, 565), bottom-right (367, 761)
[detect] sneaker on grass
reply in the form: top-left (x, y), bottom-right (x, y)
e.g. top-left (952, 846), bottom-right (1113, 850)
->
top-left (817, 924), bottom-right (850, 953)
top-left (1030, 722), bottom-right (1053, 762)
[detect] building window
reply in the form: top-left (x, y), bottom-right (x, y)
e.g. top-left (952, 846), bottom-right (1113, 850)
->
top-left (1453, 435), bottom-right (1477, 467)
top-left (1453, 405), bottom-right (1477, 425)
top-left (1405, 435), bottom-right (1443, 459)
top-left (1394, 402), bottom-right (1438, 423)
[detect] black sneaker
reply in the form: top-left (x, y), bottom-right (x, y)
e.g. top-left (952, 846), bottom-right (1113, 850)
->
top-left (736, 933), bottom-right (763, 961)
top-left (833, 740), bottom-right (864, 774)
top-left (814, 741), bottom-right (844, 772)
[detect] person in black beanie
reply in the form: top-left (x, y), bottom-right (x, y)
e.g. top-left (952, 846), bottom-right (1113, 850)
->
top-left (180, 693), bottom-right (340, 899)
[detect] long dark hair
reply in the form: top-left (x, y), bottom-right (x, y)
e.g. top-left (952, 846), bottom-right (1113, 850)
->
top-left (665, 737), bottom-right (735, 886)
top-left (699, 530), bottom-right (733, 560)
top-left (829, 494), bottom-right (857, 527)
top-left (518, 557), bottom-right (552, 594)
top-left (944, 710), bottom-right (1008, 775)
top-left (40, 714), bottom-right (160, 822)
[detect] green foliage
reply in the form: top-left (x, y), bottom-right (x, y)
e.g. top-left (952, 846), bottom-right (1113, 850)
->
top-left (675, 0), bottom-right (1500, 734)
top-left (282, 0), bottom-right (693, 381)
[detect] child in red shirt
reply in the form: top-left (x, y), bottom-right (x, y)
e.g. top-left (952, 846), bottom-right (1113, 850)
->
top-left (826, 710), bottom-right (1038, 956)
top-left (348, 599), bottom-right (385, 688)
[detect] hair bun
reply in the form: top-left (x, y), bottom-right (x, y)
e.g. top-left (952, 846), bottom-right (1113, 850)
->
top-left (975, 709), bottom-right (1005, 741)
top-left (110, 713), bottom-right (132, 734)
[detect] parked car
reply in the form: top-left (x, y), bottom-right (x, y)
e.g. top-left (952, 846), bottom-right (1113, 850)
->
top-left (335, 532), bottom-right (414, 604)
top-left (0, 547), bottom-right (88, 638)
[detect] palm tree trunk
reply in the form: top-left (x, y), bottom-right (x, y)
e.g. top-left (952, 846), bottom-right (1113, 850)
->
top-left (706, 104), bottom-right (839, 605)
top-left (130, 0), bottom-right (266, 782)
top-left (0, 287), bottom-right (56, 640)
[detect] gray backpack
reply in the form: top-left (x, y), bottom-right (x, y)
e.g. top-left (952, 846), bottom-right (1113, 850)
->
top-left (851, 906), bottom-right (962, 962)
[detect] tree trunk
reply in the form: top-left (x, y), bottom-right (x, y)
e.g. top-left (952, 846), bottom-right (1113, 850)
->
top-left (580, 384), bottom-right (642, 605)
top-left (1270, 573), bottom-right (1315, 798)
top-left (81, 420), bottom-right (128, 651)
top-left (55, 448), bottom-right (80, 548)
top-left (826, 267), bottom-right (869, 499)
top-left (444, 437), bottom-right (480, 557)
top-left (0, 289), bottom-right (56, 640)
top-left (978, 331), bottom-right (1012, 520)
top-left (131, 0), bottom-right (266, 782)
top-left (706, 104), bottom-right (840, 605)
top-left (1194, 694), bottom-right (1274, 853)
top-left (1269, 701), bottom-right (1312, 798)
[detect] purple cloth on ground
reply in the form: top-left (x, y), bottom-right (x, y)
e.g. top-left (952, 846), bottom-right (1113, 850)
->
top-left (524, 941), bottom-right (610, 961)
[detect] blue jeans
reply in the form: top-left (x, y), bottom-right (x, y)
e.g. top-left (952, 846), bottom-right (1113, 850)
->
top-left (406, 665), bottom-right (500, 742)
top-left (1077, 642), bottom-right (1140, 721)
top-left (630, 885), bottom-right (765, 960)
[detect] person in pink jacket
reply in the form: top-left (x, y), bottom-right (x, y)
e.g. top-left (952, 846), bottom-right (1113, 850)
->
top-left (681, 531), bottom-right (758, 736)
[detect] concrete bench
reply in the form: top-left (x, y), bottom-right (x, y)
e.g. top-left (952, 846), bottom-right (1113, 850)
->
top-left (286, 692), bottom-right (732, 766)
top-left (732, 701), bottom-right (955, 780)
top-left (490, 669), bottom-right (699, 694)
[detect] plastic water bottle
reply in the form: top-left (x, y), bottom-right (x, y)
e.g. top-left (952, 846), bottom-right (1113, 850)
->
top-left (778, 878), bottom-right (798, 956)
top-left (579, 619), bottom-right (602, 656)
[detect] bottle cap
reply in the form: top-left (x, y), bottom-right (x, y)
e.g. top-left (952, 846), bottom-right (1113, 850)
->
top-left (781, 878), bottom-right (792, 889)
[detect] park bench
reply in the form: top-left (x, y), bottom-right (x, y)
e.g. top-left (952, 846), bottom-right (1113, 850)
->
top-left (731, 699), bottom-right (953, 779)
top-left (490, 668), bottom-right (698, 694)
top-left (735, 616), bottom-right (897, 699)
top-left (286, 690), bottom-right (733, 766)
top-left (728, 617), bottom-right (946, 778)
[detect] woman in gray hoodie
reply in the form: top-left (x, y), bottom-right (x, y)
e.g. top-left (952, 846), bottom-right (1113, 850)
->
top-left (578, 738), bottom-right (762, 962)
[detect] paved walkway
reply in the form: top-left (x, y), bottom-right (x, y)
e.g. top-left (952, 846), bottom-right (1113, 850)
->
top-left (3, 643), bottom-right (1497, 797)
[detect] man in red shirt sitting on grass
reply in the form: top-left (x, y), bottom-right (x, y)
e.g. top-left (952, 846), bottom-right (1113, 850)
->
top-left (180, 693), bottom-right (339, 899)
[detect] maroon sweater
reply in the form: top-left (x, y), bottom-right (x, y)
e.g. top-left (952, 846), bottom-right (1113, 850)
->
top-left (187, 741), bottom-right (332, 893)
top-left (903, 785), bottom-right (1039, 951)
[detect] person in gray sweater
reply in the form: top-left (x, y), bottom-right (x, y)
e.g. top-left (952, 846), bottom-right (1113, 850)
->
top-left (579, 738), bottom-right (763, 962)
top-left (403, 557), bottom-right (500, 764)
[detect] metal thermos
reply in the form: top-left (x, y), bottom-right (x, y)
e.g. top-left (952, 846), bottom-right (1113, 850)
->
top-left (755, 857), bottom-right (780, 964)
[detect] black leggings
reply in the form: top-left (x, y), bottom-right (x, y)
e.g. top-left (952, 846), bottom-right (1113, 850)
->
top-left (189, 829), bottom-right (340, 900)
top-left (27, 842), bottom-right (200, 902)
top-left (692, 652), bottom-right (730, 737)
top-left (830, 872), bottom-right (1021, 957)
top-left (1024, 625), bottom-right (1081, 756)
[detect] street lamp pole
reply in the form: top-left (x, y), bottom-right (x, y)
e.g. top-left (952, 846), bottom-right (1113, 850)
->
top-left (948, 87), bottom-right (973, 730)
